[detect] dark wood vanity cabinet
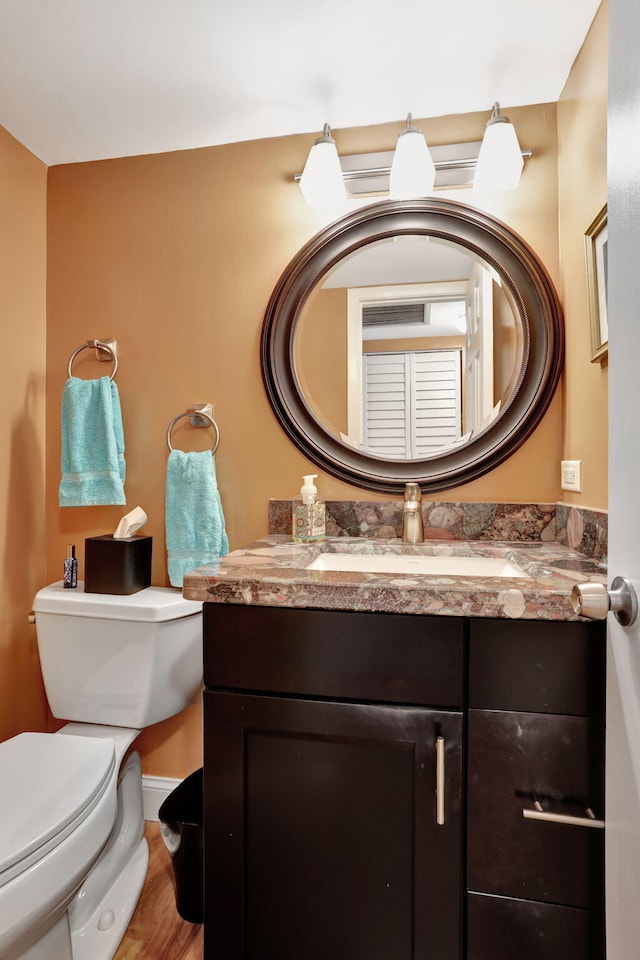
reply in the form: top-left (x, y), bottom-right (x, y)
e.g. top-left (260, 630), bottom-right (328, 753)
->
top-left (202, 604), bottom-right (605, 960)
top-left (203, 604), bottom-right (464, 960)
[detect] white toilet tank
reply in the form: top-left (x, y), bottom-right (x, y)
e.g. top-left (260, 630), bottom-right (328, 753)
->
top-left (33, 582), bottom-right (203, 728)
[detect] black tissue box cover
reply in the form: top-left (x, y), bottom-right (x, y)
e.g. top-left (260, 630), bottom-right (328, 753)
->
top-left (84, 535), bottom-right (152, 595)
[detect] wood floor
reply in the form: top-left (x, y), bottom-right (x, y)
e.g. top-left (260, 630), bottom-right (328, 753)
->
top-left (114, 821), bottom-right (203, 960)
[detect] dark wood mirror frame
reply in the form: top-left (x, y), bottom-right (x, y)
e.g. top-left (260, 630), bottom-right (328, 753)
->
top-left (261, 198), bottom-right (564, 494)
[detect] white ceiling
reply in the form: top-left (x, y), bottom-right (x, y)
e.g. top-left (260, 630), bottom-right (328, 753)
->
top-left (325, 236), bottom-right (474, 288)
top-left (0, 0), bottom-right (601, 167)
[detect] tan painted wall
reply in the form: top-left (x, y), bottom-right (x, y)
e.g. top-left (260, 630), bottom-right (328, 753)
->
top-left (0, 126), bottom-right (48, 741)
top-left (45, 103), bottom-right (561, 776)
top-left (0, 5), bottom-right (607, 781)
top-left (558, 0), bottom-right (608, 509)
top-left (296, 287), bottom-right (347, 436)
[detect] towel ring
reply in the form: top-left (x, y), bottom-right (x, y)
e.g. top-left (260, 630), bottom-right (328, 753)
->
top-left (166, 410), bottom-right (221, 454)
top-left (68, 339), bottom-right (118, 381)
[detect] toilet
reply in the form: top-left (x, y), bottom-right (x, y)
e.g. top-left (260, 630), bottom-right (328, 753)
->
top-left (0, 581), bottom-right (203, 960)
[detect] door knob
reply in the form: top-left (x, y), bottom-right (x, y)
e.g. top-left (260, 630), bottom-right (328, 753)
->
top-left (571, 577), bottom-right (638, 626)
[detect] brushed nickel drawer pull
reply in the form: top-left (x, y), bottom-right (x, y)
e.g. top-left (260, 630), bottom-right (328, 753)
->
top-left (523, 801), bottom-right (605, 829)
top-left (436, 736), bottom-right (445, 826)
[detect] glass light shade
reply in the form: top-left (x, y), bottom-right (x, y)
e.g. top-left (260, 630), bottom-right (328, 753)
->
top-left (299, 135), bottom-right (346, 207)
top-left (474, 118), bottom-right (524, 191)
top-left (389, 126), bottom-right (436, 199)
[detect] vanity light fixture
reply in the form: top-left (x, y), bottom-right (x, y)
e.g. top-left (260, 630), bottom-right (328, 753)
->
top-left (389, 113), bottom-right (436, 199)
top-left (474, 102), bottom-right (524, 191)
top-left (295, 110), bottom-right (531, 205)
top-left (298, 123), bottom-right (347, 208)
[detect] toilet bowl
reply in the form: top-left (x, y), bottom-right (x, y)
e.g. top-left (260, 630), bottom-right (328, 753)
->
top-left (0, 582), bottom-right (203, 960)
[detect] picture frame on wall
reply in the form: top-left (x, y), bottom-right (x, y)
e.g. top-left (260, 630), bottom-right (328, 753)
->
top-left (584, 203), bottom-right (608, 363)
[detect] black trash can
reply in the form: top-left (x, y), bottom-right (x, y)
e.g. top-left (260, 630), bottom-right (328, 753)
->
top-left (158, 767), bottom-right (204, 923)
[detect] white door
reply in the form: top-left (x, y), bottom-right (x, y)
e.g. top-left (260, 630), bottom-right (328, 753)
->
top-left (606, 0), bottom-right (640, 954)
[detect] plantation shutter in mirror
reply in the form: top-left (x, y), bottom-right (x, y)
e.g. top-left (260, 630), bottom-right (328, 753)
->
top-left (363, 350), bottom-right (462, 458)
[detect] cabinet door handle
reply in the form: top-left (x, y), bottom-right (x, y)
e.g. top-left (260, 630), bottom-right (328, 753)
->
top-left (523, 801), bottom-right (605, 829)
top-left (436, 736), bottom-right (445, 826)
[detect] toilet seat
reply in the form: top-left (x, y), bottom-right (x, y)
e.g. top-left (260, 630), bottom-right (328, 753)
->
top-left (0, 732), bottom-right (115, 889)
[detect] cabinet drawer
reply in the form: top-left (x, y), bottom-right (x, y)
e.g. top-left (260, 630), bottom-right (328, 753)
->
top-left (467, 892), bottom-right (602, 960)
top-left (203, 603), bottom-right (464, 706)
top-left (467, 708), bottom-right (604, 908)
top-left (469, 618), bottom-right (605, 715)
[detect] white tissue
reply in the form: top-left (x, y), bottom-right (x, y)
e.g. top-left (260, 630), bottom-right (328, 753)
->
top-left (113, 506), bottom-right (148, 540)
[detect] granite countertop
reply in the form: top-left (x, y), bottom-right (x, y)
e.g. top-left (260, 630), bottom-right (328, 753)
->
top-left (182, 535), bottom-right (607, 621)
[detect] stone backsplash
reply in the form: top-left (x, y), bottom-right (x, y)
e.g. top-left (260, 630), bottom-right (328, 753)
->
top-left (555, 504), bottom-right (608, 563)
top-left (269, 500), bottom-right (607, 562)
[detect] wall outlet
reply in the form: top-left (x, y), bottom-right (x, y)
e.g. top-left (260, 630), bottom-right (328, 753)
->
top-left (561, 460), bottom-right (582, 492)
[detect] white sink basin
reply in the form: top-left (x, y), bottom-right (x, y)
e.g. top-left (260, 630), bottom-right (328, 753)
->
top-left (307, 553), bottom-right (530, 578)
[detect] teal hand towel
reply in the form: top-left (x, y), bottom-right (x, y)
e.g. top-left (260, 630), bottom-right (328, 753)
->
top-left (165, 450), bottom-right (229, 587)
top-left (59, 376), bottom-right (126, 507)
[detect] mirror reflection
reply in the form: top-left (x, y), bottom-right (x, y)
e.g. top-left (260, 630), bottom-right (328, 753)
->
top-left (294, 235), bottom-right (524, 461)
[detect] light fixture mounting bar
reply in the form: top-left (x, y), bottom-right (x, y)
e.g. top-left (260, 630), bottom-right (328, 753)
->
top-left (294, 141), bottom-right (532, 195)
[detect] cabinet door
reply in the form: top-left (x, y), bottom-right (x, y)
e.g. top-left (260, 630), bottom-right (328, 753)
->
top-left (204, 690), bottom-right (463, 960)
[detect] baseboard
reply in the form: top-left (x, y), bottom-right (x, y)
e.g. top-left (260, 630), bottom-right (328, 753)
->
top-left (142, 774), bottom-right (181, 821)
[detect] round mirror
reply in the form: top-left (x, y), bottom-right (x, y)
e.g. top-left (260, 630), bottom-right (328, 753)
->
top-left (261, 198), bottom-right (564, 494)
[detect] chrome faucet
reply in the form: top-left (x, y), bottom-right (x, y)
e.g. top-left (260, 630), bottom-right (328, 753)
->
top-left (402, 482), bottom-right (424, 543)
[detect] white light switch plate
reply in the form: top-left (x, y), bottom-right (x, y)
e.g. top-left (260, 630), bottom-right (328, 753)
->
top-left (561, 460), bottom-right (582, 492)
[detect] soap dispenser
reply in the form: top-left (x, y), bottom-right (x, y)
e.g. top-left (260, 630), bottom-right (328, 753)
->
top-left (292, 474), bottom-right (326, 543)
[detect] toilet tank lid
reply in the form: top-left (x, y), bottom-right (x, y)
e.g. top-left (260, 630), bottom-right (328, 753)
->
top-left (33, 582), bottom-right (203, 622)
